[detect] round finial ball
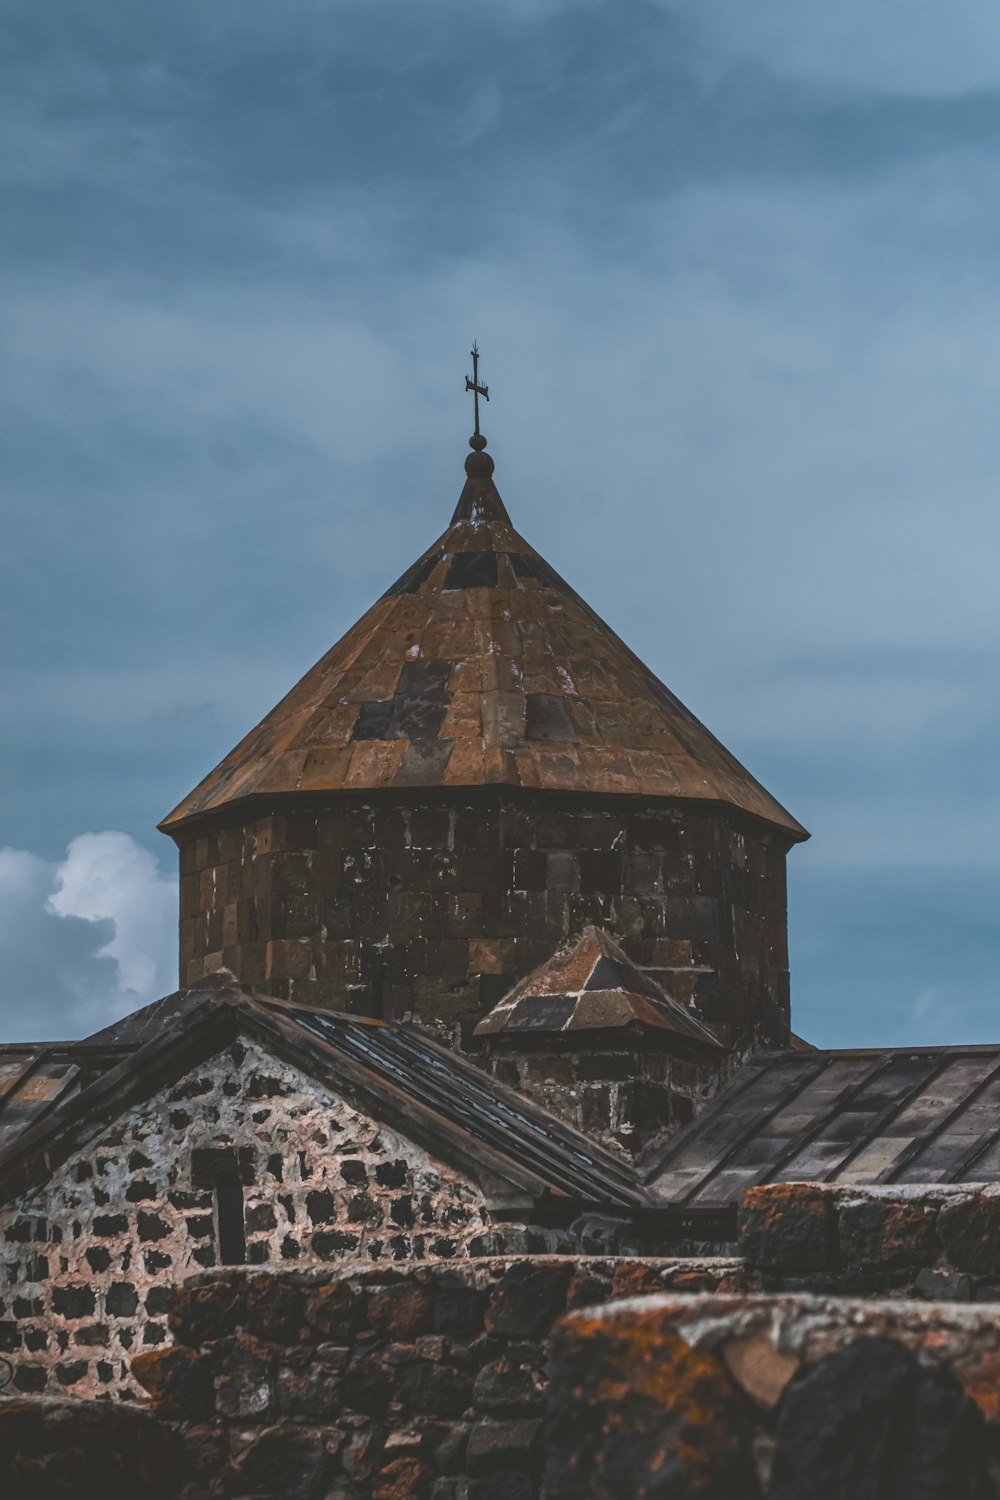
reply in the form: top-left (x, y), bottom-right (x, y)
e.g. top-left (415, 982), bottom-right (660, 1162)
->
top-left (465, 448), bottom-right (495, 477)
top-left (469, 433), bottom-right (488, 451)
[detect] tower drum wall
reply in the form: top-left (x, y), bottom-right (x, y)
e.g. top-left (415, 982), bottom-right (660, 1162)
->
top-left (175, 791), bottom-right (791, 1053)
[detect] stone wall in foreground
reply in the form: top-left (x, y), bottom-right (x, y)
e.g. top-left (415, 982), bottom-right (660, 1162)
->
top-left (545, 1290), bottom-right (1000, 1497)
top-left (6, 1263), bottom-right (1000, 1498)
top-left (0, 1257), bottom-right (736, 1500)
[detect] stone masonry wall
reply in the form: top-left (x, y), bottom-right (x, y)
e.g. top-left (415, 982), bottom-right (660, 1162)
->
top-left (175, 791), bottom-right (792, 1055)
top-left (0, 1257), bottom-right (738, 1500)
top-left (736, 1182), bottom-right (1000, 1302)
top-left (488, 1043), bottom-right (731, 1160)
top-left (6, 1264), bottom-right (1000, 1499)
top-left (0, 1040), bottom-right (492, 1401)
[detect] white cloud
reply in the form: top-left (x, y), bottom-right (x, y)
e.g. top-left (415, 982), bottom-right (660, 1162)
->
top-left (0, 833), bottom-right (177, 1042)
top-left (47, 833), bottom-right (177, 1001)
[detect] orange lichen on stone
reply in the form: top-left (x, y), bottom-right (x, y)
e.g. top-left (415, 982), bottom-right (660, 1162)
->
top-left (557, 1309), bottom-right (755, 1491)
top-left (609, 1262), bottom-right (668, 1300)
top-left (955, 1352), bottom-right (1000, 1423)
top-left (739, 1183), bottom-right (838, 1273)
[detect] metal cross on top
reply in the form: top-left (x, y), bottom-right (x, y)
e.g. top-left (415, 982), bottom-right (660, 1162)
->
top-left (465, 341), bottom-right (489, 440)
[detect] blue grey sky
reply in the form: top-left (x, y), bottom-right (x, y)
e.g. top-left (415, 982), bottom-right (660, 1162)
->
top-left (3, 0), bottom-right (1000, 1043)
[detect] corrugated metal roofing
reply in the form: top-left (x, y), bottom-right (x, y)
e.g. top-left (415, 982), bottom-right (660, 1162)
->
top-left (161, 441), bottom-right (805, 839)
top-left (256, 997), bottom-right (646, 1208)
top-left (645, 1047), bottom-right (1000, 1208)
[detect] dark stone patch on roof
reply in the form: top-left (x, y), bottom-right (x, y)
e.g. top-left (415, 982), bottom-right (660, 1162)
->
top-left (509, 551), bottom-right (570, 591)
top-left (443, 552), bottom-right (498, 590)
top-left (525, 694), bottom-right (577, 743)
top-left (585, 956), bottom-right (631, 993)
top-left (396, 659), bottom-right (450, 700)
top-left (396, 740), bottom-right (454, 784)
top-left (506, 996), bottom-right (577, 1031)
top-left (383, 553), bottom-right (442, 597)
top-left (389, 697), bottom-right (449, 740)
top-left (352, 701), bottom-right (396, 741)
top-left (353, 660), bottom-right (452, 742)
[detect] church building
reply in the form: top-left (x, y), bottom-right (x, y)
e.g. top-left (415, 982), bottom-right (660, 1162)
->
top-left (3, 365), bottom-right (999, 1400)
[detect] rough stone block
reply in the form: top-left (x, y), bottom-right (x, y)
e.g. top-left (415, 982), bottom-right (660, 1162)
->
top-left (545, 1303), bottom-right (758, 1499)
top-left (838, 1195), bottom-right (939, 1271)
top-left (770, 1337), bottom-right (988, 1500)
top-left (466, 1418), bottom-right (542, 1475)
top-left (132, 1344), bottom-right (211, 1419)
top-left (938, 1193), bottom-right (1000, 1278)
top-left (486, 1262), bottom-right (574, 1338)
top-left (368, 1284), bottom-right (432, 1340)
top-left (739, 1184), bottom-right (838, 1274)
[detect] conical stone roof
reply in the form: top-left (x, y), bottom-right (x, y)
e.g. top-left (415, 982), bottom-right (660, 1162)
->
top-left (474, 926), bottom-right (722, 1045)
top-left (161, 441), bottom-right (806, 837)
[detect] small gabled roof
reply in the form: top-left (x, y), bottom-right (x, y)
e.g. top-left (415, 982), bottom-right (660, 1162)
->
top-left (644, 1044), bottom-right (1000, 1208)
top-left (161, 438), bottom-right (806, 840)
top-left (0, 978), bottom-right (646, 1214)
top-left (474, 926), bottom-right (721, 1047)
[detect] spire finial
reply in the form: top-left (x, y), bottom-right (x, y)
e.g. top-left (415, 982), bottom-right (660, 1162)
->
top-left (465, 341), bottom-right (489, 450)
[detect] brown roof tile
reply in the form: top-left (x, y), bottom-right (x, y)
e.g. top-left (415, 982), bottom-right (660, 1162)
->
top-left (161, 442), bottom-right (806, 837)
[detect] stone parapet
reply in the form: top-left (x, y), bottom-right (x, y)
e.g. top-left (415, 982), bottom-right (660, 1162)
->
top-left (545, 1290), bottom-right (1000, 1497)
top-left (736, 1182), bottom-right (1000, 1300)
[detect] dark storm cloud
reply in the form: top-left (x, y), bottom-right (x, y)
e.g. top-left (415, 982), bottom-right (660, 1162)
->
top-left (2, 0), bottom-right (999, 1042)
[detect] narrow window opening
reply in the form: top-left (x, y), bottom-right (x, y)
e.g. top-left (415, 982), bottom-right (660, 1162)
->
top-left (215, 1171), bottom-right (246, 1265)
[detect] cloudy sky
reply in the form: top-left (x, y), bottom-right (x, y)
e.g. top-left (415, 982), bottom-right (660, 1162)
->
top-left (3, 0), bottom-right (1000, 1044)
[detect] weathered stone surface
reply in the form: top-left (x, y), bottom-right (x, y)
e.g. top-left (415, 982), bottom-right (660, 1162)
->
top-left (305, 1281), bottom-right (364, 1341)
top-left (543, 1286), bottom-right (1000, 1499)
top-left (473, 1356), bottom-right (543, 1412)
top-left (486, 1262), bottom-right (574, 1338)
top-left (215, 1335), bottom-right (275, 1419)
top-left (770, 1338), bottom-right (990, 1500)
top-left (0, 1398), bottom-right (182, 1500)
top-left (938, 1194), bottom-right (1000, 1278)
top-left (368, 1283), bottom-right (432, 1340)
top-left (545, 1309), bottom-right (760, 1499)
top-left (838, 1197), bottom-right (939, 1271)
top-left (466, 1418), bottom-right (542, 1475)
top-left (131, 1343), bottom-right (211, 1419)
top-left (372, 1454), bottom-right (432, 1500)
top-left (396, 1360), bottom-right (473, 1417)
top-left (234, 1423), bottom-right (328, 1500)
top-left (739, 1184), bottom-right (838, 1274)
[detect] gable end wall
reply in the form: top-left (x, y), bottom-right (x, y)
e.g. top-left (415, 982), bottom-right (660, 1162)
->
top-left (0, 1039), bottom-right (491, 1399)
